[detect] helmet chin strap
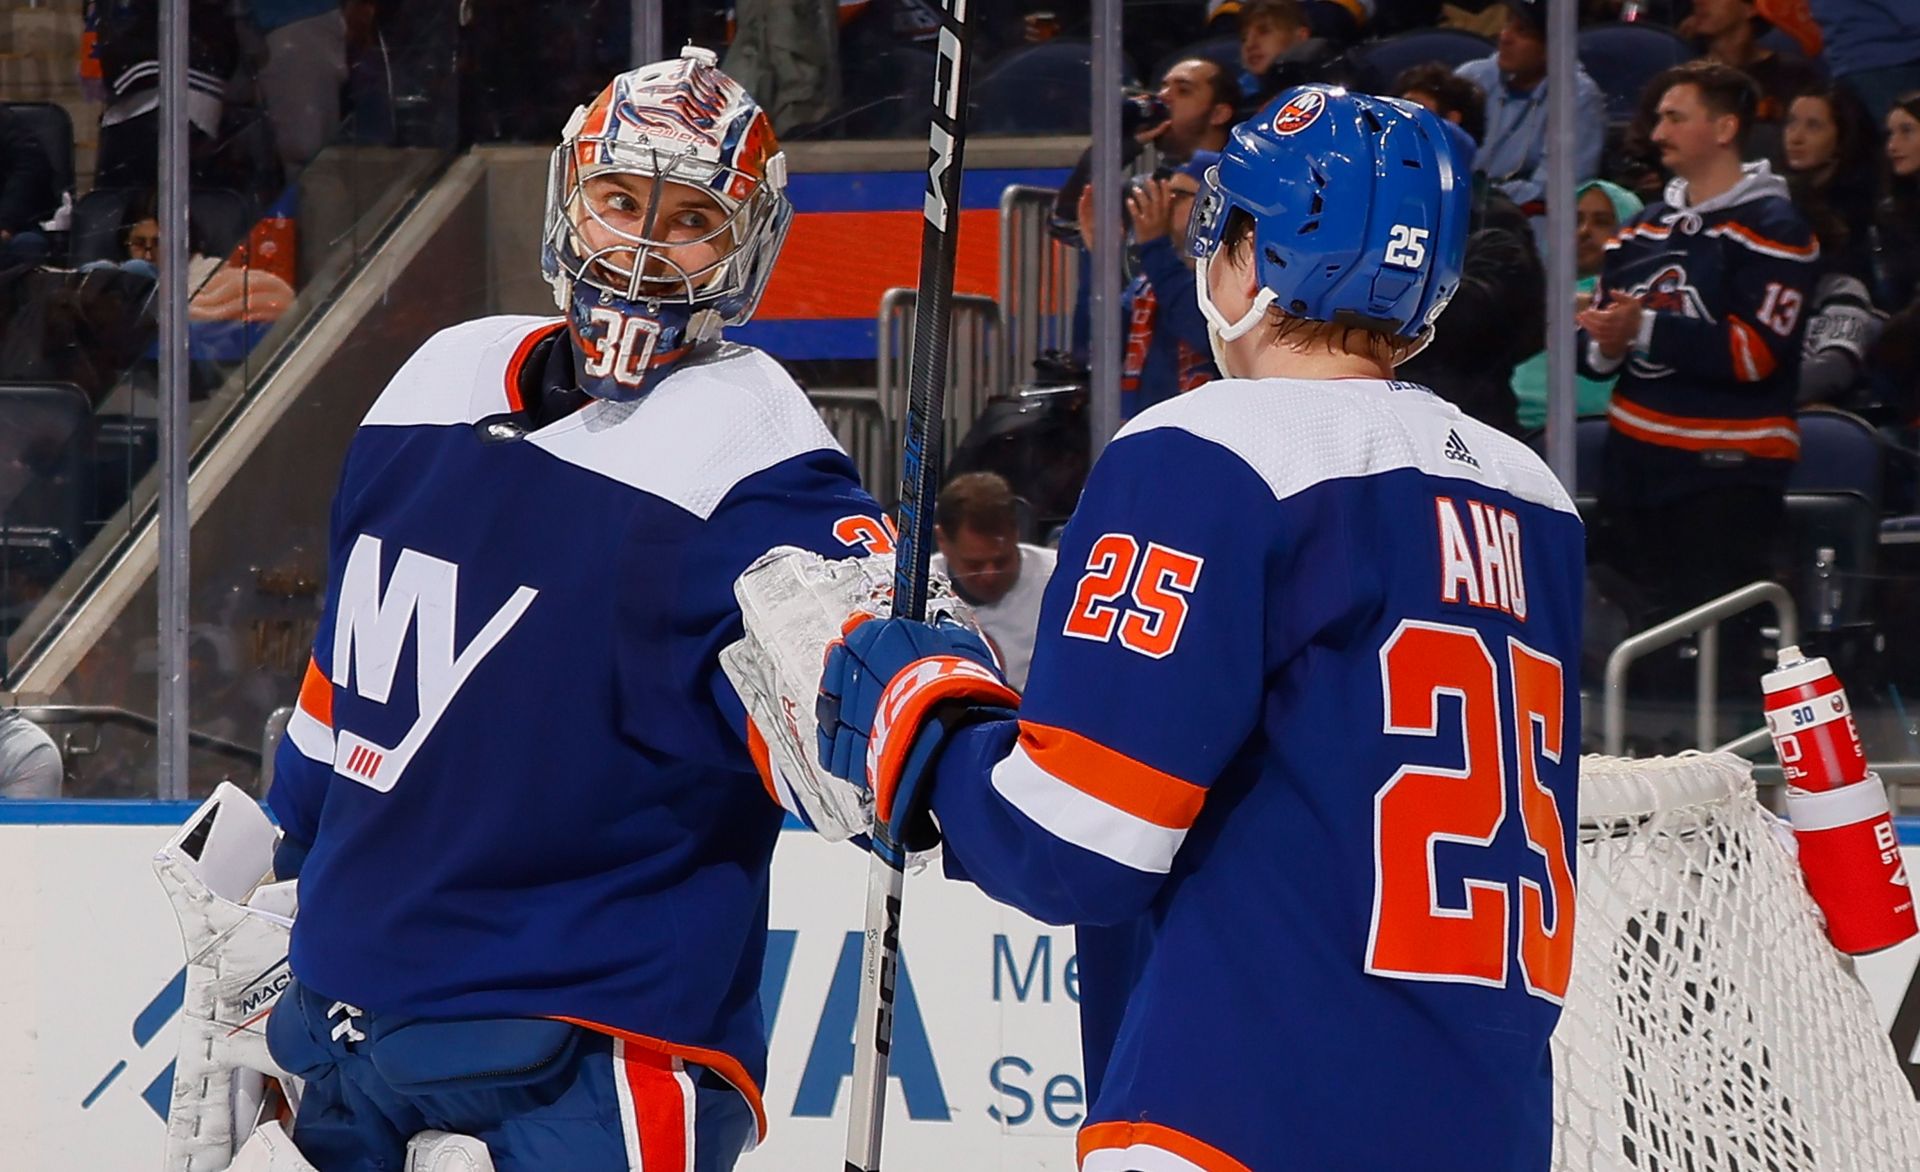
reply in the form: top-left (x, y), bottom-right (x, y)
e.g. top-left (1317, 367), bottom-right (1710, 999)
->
top-left (1194, 253), bottom-right (1276, 380)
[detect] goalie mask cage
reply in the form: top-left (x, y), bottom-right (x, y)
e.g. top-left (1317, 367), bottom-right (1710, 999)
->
top-left (1553, 752), bottom-right (1920, 1170)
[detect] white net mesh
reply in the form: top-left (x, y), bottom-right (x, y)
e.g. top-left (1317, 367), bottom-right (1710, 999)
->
top-left (1552, 751), bottom-right (1920, 1170)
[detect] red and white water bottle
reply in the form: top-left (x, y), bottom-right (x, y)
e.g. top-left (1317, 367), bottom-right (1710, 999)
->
top-left (1762, 645), bottom-right (1866, 792)
top-left (1762, 646), bottom-right (1917, 954)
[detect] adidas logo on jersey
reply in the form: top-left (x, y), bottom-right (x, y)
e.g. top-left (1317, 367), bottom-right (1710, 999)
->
top-left (1443, 429), bottom-right (1479, 469)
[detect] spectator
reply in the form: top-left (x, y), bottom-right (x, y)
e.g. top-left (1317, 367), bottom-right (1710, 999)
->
top-left (112, 202), bottom-right (295, 322)
top-left (930, 471), bottom-right (1057, 690)
top-left (1681, 0), bottom-right (1824, 161)
top-left (1394, 122), bottom-right (1543, 435)
top-left (247, 0), bottom-right (347, 176)
top-left (1075, 151), bottom-right (1219, 418)
top-left (1212, 0), bottom-right (1372, 43)
top-left (0, 708), bottom-right (61, 797)
top-left (1051, 58), bottom-right (1238, 273)
top-left (1784, 84), bottom-right (1885, 404)
top-left (1510, 178), bottom-right (1645, 429)
top-left (1455, 0), bottom-right (1605, 237)
top-left (1579, 61), bottom-right (1816, 621)
top-left (1397, 61), bottom-right (1488, 144)
top-left (1147, 56), bottom-right (1241, 165)
top-left (1395, 63), bottom-right (1535, 246)
top-left (1807, 0), bottom-right (1920, 124)
top-left (1236, 0), bottom-right (1342, 110)
top-left (0, 107), bottom-right (59, 267)
top-left (1870, 92), bottom-right (1920, 407)
top-left (90, 0), bottom-right (242, 190)
top-left (724, 0), bottom-right (839, 133)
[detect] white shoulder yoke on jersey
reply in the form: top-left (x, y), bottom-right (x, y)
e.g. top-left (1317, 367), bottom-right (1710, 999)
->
top-left (359, 316), bottom-right (845, 520)
top-left (1116, 377), bottom-right (1577, 517)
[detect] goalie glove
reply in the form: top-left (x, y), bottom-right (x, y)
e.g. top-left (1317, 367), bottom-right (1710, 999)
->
top-left (155, 782), bottom-right (300, 1172)
top-left (722, 546), bottom-right (989, 842)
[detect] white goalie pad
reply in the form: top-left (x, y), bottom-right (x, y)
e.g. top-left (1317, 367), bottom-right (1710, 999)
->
top-left (155, 782), bottom-right (300, 1172)
top-left (227, 1122), bottom-right (319, 1172)
top-left (723, 546), bottom-right (980, 841)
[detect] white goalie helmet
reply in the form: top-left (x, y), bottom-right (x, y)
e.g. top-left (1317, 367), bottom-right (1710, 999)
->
top-left (541, 46), bottom-right (794, 399)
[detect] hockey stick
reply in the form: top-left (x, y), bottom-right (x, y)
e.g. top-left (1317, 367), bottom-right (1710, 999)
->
top-left (843, 3), bottom-right (975, 1169)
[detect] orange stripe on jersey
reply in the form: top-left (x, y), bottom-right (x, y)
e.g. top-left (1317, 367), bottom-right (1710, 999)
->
top-left (502, 321), bottom-right (567, 412)
top-left (556, 1017), bottom-right (769, 1142)
top-left (745, 719), bottom-right (780, 807)
top-left (1078, 1120), bottom-right (1254, 1172)
top-left (1608, 399), bottom-right (1799, 460)
top-left (1017, 722), bottom-right (1206, 831)
top-left (297, 656), bottom-right (332, 726)
top-left (869, 657), bottom-right (1019, 822)
top-left (1714, 221), bottom-right (1818, 258)
top-left (1726, 314), bottom-right (1777, 382)
top-left (616, 1041), bottom-right (693, 1172)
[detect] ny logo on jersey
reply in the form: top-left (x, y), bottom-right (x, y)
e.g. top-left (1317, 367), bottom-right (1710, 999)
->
top-left (330, 535), bottom-right (539, 793)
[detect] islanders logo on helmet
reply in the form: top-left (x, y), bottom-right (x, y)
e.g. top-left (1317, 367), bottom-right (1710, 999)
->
top-left (541, 47), bottom-right (794, 403)
top-left (1188, 85), bottom-right (1471, 366)
top-left (1271, 89), bottom-right (1326, 136)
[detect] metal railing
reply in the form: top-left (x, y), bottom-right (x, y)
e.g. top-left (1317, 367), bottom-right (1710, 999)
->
top-left (998, 184), bottom-right (1078, 384)
top-left (1602, 580), bottom-right (1800, 756)
top-left (810, 389), bottom-right (892, 503)
top-left (14, 704), bottom-right (262, 766)
top-left (875, 288), bottom-right (1006, 499)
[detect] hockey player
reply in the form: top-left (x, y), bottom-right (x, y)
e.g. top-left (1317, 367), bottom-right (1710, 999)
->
top-left (244, 47), bottom-right (890, 1172)
top-left (729, 86), bottom-right (1585, 1170)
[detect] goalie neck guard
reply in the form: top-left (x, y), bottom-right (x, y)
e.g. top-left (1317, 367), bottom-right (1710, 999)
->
top-left (542, 46), bottom-right (793, 401)
top-left (1186, 85), bottom-right (1471, 362)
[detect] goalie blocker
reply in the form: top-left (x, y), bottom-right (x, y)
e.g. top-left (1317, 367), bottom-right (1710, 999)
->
top-left (156, 784), bottom-right (508, 1172)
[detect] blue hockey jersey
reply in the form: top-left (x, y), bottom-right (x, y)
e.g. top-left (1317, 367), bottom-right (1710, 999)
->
top-left (1581, 162), bottom-right (1817, 506)
top-left (932, 378), bottom-right (1585, 1171)
top-left (267, 316), bottom-right (886, 1136)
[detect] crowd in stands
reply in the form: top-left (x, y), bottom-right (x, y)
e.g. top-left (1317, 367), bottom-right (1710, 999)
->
top-left (7, 0), bottom-right (1920, 786)
top-left (1023, 0), bottom-right (1920, 662)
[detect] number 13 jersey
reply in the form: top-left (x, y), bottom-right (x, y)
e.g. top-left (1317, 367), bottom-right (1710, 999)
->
top-left (932, 377), bottom-right (1586, 1171)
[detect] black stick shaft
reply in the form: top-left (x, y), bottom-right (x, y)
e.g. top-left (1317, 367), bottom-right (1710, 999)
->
top-left (891, 1), bottom-right (975, 624)
top-left (844, 4), bottom-right (975, 1170)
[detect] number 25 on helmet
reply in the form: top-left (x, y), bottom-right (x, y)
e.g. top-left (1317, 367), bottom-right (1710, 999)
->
top-left (1188, 85), bottom-right (1472, 356)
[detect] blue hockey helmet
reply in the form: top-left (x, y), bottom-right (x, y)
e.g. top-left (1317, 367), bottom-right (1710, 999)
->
top-left (1188, 85), bottom-right (1471, 357)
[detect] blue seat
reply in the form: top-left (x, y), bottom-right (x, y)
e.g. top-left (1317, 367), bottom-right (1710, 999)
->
top-left (1577, 23), bottom-right (1697, 124)
top-left (0, 381), bottom-right (93, 560)
top-left (972, 40), bottom-right (1135, 135)
top-left (1786, 408), bottom-right (1883, 630)
top-left (1789, 407), bottom-right (1882, 501)
top-left (1349, 29), bottom-right (1495, 94)
top-left (1, 102), bottom-right (74, 213)
top-left (0, 525), bottom-right (78, 644)
top-left (90, 413), bottom-right (158, 530)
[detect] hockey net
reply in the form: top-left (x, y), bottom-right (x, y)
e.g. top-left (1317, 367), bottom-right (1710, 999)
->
top-left (1553, 751), bottom-right (1920, 1170)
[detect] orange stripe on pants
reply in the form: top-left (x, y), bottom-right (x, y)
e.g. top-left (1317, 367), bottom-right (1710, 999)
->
top-left (615, 1040), bottom-right (694, 1172)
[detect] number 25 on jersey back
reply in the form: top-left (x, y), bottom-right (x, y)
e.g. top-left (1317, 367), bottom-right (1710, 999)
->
top-left (1368, 621), bottom-right (1576, 1005)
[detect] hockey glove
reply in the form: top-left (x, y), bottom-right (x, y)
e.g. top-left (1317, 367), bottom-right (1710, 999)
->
top-left (724, 546), bottom-right (986, 843)
top-left (818, 615), bottom-right (1019, 850)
